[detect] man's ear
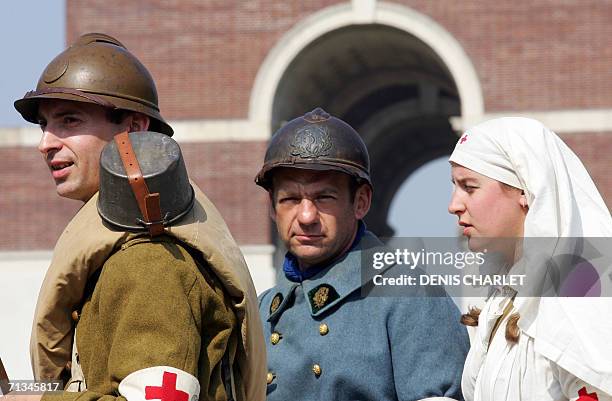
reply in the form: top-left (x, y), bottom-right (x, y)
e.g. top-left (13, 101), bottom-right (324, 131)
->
top-left (268, 190), bottom-right (277, 222)
top-left (354, 184), bottom-right (372, 220)
top-left (127, 112), bottom-right (150, 132)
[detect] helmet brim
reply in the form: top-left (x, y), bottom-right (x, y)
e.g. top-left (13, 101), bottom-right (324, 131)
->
top-left (255, 160), bottom-right (371, 189)
top-left (14, 90), bottom-right (174, 137)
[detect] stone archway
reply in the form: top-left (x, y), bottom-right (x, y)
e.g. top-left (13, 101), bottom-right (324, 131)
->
top-left (249, 1), bottom-right (483, 257)
top-left (270, 23), bottom-right (461, 236)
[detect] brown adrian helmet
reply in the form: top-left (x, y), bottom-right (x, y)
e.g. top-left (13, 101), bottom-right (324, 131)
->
top-left (14, 33), bottom-right (173, 136)
top-left (255, 107), bottom-right (371, 189)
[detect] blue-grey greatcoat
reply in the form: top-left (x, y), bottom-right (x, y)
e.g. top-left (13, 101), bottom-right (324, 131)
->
top-left (258, 231), bottom-right (470, 401)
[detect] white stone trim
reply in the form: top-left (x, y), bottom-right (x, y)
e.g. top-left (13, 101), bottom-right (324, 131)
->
top-left (240, 245), bottom-right (277, 295)
top-left (352, 0), bottom-right (377, 22)
top-left (0, 250), bottom-right (53, 260)
top-left (0, 126), bottom-right (41, 146)
top-left (248, 1), bottom-right (484, 133)
top-left (170, 119), bottom-right (268, 142)
top-left (0, 119), bottom-right (269, 147)
top-left (450, 109), bottom-right (612, 134)
top-left (0, 245), bottom-right (276, 294)
top-left (2, 107), bottom-right (612, 147)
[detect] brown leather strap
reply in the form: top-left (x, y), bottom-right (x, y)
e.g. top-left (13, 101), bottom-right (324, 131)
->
top-left (114, 131), bottom-right (164, 237)
top-left (0, 356), bottom-right (10, 394)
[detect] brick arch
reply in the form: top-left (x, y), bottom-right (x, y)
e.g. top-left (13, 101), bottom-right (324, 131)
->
top-left (248, 1), bottom-right (484, 135)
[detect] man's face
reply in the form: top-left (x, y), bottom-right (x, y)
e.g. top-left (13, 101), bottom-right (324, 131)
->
top-left (37, 99), bottom-right (128, 202)
top-left (270, 168), bottom-right (371, 270)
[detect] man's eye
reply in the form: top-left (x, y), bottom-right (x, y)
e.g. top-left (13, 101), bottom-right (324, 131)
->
top-left (317, 195), bottom-right (336, 201)
top-left (63, 117), bottom-right (79, 124)
top-left (279, 197), bottom-right (299, 204)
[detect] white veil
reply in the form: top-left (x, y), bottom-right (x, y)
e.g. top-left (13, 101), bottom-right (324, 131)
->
top-left (449, 117), bottom-right (612, 394)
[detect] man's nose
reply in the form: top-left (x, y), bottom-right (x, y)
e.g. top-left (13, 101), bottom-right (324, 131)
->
top-left (297, 199), bottom-right (318, 225)
top-left (38, 129), bottom-right (62, 157)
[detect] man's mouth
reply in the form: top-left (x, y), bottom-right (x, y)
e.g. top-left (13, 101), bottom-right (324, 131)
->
top-left (294, 234), bottom-right (323, 242)
top-left (51, 162), bottom-right (74, 171)
top-left (50, 161), bottom-right (74, 179)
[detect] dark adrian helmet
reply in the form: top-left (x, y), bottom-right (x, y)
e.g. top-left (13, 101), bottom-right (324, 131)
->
top-left (255, 108), bottom-right (371, 189)
top-left (97, 131), bottom-right (194, 234)
top-left (14, 33), bottom-right (173, 136)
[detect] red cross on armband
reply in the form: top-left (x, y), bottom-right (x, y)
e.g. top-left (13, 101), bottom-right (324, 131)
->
top-left (145, 372), bottom-right (189, 401)
top-left (459, 134), bottom-right (468, 144)
top-left (118, 366), bottom-right (200, 401)
top-left (577, 386), bottom-right (599, 401)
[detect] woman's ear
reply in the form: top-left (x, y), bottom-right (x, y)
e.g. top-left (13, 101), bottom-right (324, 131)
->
top-left (519, 192), bottom-right (528, 209)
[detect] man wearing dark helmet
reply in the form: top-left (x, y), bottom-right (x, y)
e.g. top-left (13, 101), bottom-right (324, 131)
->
top-left (256, 108), bottom-right (469, 401)
top-left (8, 33), bottom-right (265, 401)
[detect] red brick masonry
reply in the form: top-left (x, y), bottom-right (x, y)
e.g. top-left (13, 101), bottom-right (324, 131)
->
top-left (0, 141), bottom-right (270, 250)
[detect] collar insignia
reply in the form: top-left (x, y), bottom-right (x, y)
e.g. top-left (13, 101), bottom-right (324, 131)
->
top-left (270, 293), bottom-right (283, 315)
top-left (308, 284), bottom-right (339, 313)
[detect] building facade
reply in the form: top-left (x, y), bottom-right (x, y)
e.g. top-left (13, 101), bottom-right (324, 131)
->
top-left (1, 0), bottom-right (611, 291)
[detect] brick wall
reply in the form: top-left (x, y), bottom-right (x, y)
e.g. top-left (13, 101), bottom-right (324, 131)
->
top-left (5, 1), bottom-right (608, 251)
top-left (66, 0), bottom-right (344, 121)
top-left (393, 0), bottom-right (612, 111)
top-left (67, 0), bottom-right (612, 118)
top-left (560, 132), bottom-right (612, 209)
top-left (0, 141), bottom-right (270, 250)
top-left (0, 146), bottom-right (81, 250)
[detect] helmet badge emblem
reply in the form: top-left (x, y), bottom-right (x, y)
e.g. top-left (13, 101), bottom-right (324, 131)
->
top-left (290, 125), bottom-right (333, 159)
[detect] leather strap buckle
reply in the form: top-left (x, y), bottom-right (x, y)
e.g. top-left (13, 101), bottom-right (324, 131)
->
top-left (114, 131), bottom-right (164, 237)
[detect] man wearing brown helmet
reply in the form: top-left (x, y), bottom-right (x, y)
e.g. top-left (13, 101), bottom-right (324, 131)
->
top-left (6, 33), bottom-right (265, 401)
top-left (255, 108), bottom-right (469, 401)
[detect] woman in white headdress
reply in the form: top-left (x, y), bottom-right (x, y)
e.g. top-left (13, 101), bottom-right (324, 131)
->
top-left (447, 117), bottom-right (612, 401)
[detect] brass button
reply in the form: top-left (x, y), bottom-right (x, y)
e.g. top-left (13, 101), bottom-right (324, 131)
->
top-left (312, 364), bottom-right (322, 377)
top-left (270, 332), bottom-right (282, 345)
top-left (266, 372), bottom-right (275, 384)
top-left (319, 323), bottom-right (329, 336)
top-left (71, 310), bottom-right (80, 322)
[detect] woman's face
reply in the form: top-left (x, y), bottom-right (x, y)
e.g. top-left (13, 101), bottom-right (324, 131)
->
top-left (448, 164), bottom-right (527, 253)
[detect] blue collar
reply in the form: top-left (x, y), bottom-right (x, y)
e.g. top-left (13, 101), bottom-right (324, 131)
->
top-left (282, 221), bottom-right (366, 283)
top-left (267, 228), bottom-right (382, 321)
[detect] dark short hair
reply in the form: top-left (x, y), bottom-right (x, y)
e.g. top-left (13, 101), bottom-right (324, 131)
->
top-left (105, 109), bottom-right (130, 125)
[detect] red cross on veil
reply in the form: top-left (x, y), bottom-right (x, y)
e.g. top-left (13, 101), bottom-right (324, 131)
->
top-left (145, 371), bottom-right (189, 401)
top-left (577, 386), bottom-right (599, 401)
top-left (459, 134), bottom-right (468, 144)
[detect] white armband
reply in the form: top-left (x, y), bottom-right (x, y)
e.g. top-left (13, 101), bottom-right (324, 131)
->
top-left (118, 366), bottom-right (200, 401)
